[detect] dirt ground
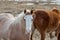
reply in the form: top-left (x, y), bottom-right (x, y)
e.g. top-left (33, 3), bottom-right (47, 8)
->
top-left (32, 29), bottom-right (57, 40)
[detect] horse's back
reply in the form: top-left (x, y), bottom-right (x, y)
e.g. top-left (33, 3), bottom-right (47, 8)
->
top-left (45, 10), bottom-right (59, 32)
top-left (0, 13), bottom-right (14, 26)
top-left (0, 13), bottom-right (15, 39)
top-left (0, 13), bottom-right (14, 18)
top-left (33, 10), bottom-right (50, 32)
top-left (33, 9), bottom-right (59, 32)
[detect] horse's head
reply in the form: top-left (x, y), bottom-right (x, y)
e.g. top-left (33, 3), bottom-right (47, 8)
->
top-left (24, 9), bottom-right (32, 15)
top-left (24, 9), bottom-right (36, 19)
top-left (23, 9), bottom-right (34, 34)
top-left (51, 7), bottom-right (59, 14)
top-left (24, 9), bottom-right (33, 20)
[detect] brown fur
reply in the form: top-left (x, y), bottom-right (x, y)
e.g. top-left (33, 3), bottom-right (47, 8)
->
top-left (51, 8), bottom-right (60, 40)
top-left (58, 33), bottom-right (60, 40)
top-left (52, 9), bottom-right (59, 14)
top-left (31, 9), bottom-right (59, 40)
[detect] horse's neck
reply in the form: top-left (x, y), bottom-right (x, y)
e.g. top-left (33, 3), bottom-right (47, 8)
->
top-left (14, 12), bottom-right (25, 24)
top-left (12, 13), bottom-right (26, 33)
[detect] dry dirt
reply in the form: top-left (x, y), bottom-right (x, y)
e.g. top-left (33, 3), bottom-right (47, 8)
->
top-left (32, 29), bottom-right (57, 40)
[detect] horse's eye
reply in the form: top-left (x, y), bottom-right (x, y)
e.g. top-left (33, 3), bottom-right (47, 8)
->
top-left (31, 19), bottom-right (33, 21)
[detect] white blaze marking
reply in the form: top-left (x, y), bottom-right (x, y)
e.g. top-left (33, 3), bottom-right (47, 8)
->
top-left (24, 15), bottom-right (33, 34)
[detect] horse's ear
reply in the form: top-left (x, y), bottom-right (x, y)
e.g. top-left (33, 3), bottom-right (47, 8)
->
top-left (31, 9), bottom-right (34, 14)
top-left (52, 9), bottom-right (59, 13)
top-left (24, 9), bottom-right (26, 13)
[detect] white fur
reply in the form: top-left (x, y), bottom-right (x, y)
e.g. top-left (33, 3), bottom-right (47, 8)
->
top-left (24, 14), bottom-right (33, 34)
top-left (14, 12), bottom-right (25, 24)
top-left (0, 13), bottom-right (15, 40)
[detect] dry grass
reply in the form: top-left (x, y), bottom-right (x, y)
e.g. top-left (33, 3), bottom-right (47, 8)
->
top-left (32, 29), bottom-right (57, 40)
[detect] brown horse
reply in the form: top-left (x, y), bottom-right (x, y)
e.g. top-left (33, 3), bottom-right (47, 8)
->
top-left (51, 8), bottom-right (60, 40)
top-left (29, 9), bottom-right (60, 40)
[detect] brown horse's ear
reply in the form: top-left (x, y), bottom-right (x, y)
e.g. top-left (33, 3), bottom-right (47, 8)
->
top-left (31, 9), bottom-right (34, 14)
top-left (52, 9), bottom-right (59, 13)
top-left (52, 7), bottom-right (59, 13)
top-left (24, 9), bottom-right (26, 13)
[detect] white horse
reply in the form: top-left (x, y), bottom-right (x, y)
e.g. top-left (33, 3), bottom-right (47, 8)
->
top-left (0, 13), bottom-right (15, 40)
top-left (9, 10), bottom-right (33, 40)
top-left (0, 10), bottom-right (33, 40)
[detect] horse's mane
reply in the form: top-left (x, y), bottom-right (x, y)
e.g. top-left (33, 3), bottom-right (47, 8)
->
top-left (9, 12), bottom-right (26, 40)
top-left (14, 12), bottom-right (25, 24)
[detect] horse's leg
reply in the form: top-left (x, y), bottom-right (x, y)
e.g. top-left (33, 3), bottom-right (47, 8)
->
top-left (57, 33), bottom-right (60, 40)
top-left (55, 32), bottom-right (58, 37)
top-left (50, 32), bottom-right (55, 38)
top-left (10, 37), bottom-right (16, 40)
top-left (30, 24), bottom-right (35, 40)
top-left (10, 38), bottom-right (15, 40)
top-left (0, 38), bottom-right (1, 40)
top-left (3, 37), bottom-right (8, 40)
top-left (40, 31), bottom-right (45, 40)
top-left (30, 31), bottom-right (34, 40)
top-left (55, 32), bottom-right (60, 40)
top-left (30, 28), bottom-right (35, 40)
top-left (3, 38), bottom-right (6, 40)
top-left (50, 32), bottom-right (53, 38)
top-left (55, 29), bottom-right (59, 37)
